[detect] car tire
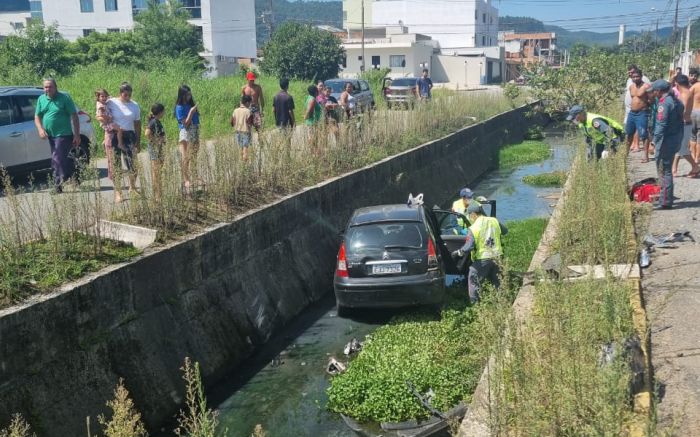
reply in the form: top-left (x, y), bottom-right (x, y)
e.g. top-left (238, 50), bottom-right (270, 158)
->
top-left (387, 102), bottom-right (392, 110)
top-left (336, 302), bottom-right (350, 318)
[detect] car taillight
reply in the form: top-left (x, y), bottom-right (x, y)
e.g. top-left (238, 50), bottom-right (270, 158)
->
top-left (78, 110), bottom-right (91, 122)
top-left (336, 242), bottom-right (349, 277)
top-left (427, 239), bottom-right (438, 270)
top-left (384, 88), bottom-right (392, 95)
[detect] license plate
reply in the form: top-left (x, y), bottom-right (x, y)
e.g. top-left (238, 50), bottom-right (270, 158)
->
top-left (372, 264), bottom-right (402, 274)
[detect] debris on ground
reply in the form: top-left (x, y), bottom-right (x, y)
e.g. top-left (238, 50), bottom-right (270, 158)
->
top-left (270, 354), bottom-right (284, 367)
top-left (326, 357), bottom-right (347, 375)
top-left (343, 338), bottom-right (363, 356)
top-left (643, 231), bottom-right (694, 249)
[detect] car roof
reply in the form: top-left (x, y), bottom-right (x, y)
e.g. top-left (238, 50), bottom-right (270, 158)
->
top-left (350, 204), bottom-right (422, 226)
top-left (0, 87), bottom-right (44, 96)
top-left (325, 78), bottom-right (360, 83)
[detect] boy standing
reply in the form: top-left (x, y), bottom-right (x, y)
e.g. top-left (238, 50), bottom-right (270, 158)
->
top-left (231, 95), bottom-right (254, 161)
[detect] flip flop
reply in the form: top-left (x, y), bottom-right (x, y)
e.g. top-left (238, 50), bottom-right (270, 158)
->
top-left (641, 159), bottom-right (650, 163)
top-left (687, 171), bottom-right (700, 178)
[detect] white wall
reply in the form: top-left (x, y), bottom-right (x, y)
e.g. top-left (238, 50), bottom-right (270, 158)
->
top-left (343, 0), bottom-right (372, 31)
top-left (41, 0), bottom-right (134, 41)
top-left (431, 54), bottom-right (501, 87)
top-left (371, 0), bottom-right (498, 53)
top-left (193, 0), bottom-right (256, 59)
top-left (343, 43), bottom-right (433, 77)
top-left (0, 12), bottom-right (31, 36)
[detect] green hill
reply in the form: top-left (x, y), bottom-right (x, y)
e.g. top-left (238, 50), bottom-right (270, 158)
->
top-left (255, 0), bottom-right (342, 44)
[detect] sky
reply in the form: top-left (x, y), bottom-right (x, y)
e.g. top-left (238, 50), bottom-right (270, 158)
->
top-left (495, 0), bottom-right (700, 32)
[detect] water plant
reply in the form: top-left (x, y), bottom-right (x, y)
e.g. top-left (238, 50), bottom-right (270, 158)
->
top-left (498, 140), bottom-right (551, 169)
top-left (522, 171), bottom-right (566, 187)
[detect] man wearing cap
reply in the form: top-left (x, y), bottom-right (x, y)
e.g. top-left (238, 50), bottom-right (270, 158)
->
top-left (567, 105), bottom-right (624, 160)
top-left (451, 187), bottom-right (479, 233)
top-left (651, 79), bottom-right (685, 209)
top-left (242, 71), bottom-right (265, 131)
top-left (451, 203), bottom-right (508, 303)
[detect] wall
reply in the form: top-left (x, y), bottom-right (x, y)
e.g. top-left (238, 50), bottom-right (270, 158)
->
top-left (343, 43), bottom-right (433, 76)
top-left (0, 105), bottom-right (544, 436)
top-left (194, 0), bottom-right (256, 60)
top-left (0, 11), bottom-right (31, 36)
top-left (41, 0), bottom-right (134, 40)
top-left (432, 54), bottom-right (499, 86)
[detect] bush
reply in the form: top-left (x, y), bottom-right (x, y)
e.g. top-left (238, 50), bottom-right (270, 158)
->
top-left (98, 379), bottom-right (148, 437)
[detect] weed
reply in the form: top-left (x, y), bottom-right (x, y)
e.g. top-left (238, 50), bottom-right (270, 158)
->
top-left (498, 140), bottom-right (551, 169)
top-left (174, 357), bottom-right (219, 437)
top-left (0, 414), bottom-right (35, 437)
top-left (522, 171), bottom-right (567, 187)
top-left (97, 379), bottom-right (148, 437)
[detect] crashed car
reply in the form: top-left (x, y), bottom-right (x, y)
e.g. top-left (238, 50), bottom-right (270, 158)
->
top-left (333, 194), bottom-right (495, 316)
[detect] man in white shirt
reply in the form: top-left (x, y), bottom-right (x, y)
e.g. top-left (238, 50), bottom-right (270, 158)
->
top-left (107, 82), bottom-right (141, 202)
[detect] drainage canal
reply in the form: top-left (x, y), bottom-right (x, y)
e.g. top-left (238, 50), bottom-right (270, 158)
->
top-left (206, 128), bottom-right (572, 436)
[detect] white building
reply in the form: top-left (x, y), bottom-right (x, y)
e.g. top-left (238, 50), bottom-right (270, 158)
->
top-left (29, 0), bottom-right (256, 76)
top-left (343, 0), bottom-right (499, 54)
top-left (0, 11), bottom-right (32, 38)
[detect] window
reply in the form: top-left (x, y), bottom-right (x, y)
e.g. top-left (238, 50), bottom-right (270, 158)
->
top-left (483, 13), bottom-right (486, 23)
top-left (474, 9), bottom-right (477, 19)
top-left (0, 97), bottom-right (15, 127)
top-left (193, 25), bottom-right (203, 43)
top-left (80, 0), bottom-right (94, 13)
top-left (341, 55), bottom-right (347, 68)
top-left (390, 55), bottom-right (406, 68)
top-left (482, 35), bottom-right (486, 45)
top-left (29, 0), bottom-right (43, 19)
top-left (343, 10), bottom-right (347, 21)
top-left (360, 80), bottom-right (369, 91)
top-left (181, 0), bottom-right (201, 19)
top-left (104, 0), bottom-right (118, 11)
top-left (107, 28), bottom-right (120, 33)
top-left (13, 95), bottom-right (38, 122)
top-left (83, 29), bottom-right (95, 37)
top-left (371, 55), bottom-right (380, 68)
top-left (358, 55), bottom-right (363, 61)
top-left (11, 22), bottom-right (24, 31)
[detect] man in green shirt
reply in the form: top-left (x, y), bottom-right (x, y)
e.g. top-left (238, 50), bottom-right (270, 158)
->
top-left (34, 78), bottom-right (80, 192)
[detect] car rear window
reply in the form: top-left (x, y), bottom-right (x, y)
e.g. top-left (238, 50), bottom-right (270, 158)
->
top-left (390, 78), bottom-right (416, 87)
top-left (325, 81), bottom-right (348, 93)
top-left (346, 222), bottom-right (424, 252)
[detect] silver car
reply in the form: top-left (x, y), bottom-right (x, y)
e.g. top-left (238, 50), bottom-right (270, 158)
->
top-left (0, 87), bottom-right (94, 175)
top-left (324, 79), bottom-right (375, 114)
top-left (382, 77), bottom-right (418, 109)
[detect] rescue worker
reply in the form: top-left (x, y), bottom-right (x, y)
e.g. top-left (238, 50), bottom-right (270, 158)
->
top-left (451, 203), bottom-right (508, 303)
top-left (650, 79), bottom-right (684, 209)
top-left (567, 105), bottom-right (624, 160)
top-left (451, 187), bottom-right (476, 233)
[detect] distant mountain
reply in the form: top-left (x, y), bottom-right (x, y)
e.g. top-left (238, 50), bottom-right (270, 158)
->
top-left (0, 0), bottom-right (29, 12)
top-left (500, 15), bottom-right (673, 48)
top-left (255, 0), bottom-right (342, 44)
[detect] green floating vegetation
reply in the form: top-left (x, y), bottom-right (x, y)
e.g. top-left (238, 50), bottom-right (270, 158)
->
top-left (522, 171), bottom-right (567, 187)
top-left (326, 217), bottom-right (548, 423)
top-left (0, 233), bottom-right (141, 308)
top-left (498, 140), bottom-right (551, 169)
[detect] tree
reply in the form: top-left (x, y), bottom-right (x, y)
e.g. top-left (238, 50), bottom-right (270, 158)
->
top-left (133, 0), bottom-right (203, 66)
top-left (71, 31), bottom-right (142, 67)
top-left (260, 22), bottom-right (344, 81)
top-left (0, 21), bottom-right (74, 79)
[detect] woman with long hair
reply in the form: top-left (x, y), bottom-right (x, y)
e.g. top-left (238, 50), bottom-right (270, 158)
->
top-left (175, 85), bottom-right (200, 190)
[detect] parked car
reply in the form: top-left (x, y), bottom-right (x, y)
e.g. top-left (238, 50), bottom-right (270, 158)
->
top-left (0, 87), bottom-right (94, 175)
top-left (382, 77), bottom-right (418, 109)
top-left (324, 79), bottom-right (375, 114)
top-left (333, 200), bottom-right (488, 316)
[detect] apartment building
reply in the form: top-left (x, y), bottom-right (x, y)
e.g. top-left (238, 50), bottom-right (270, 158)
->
top-left (343, 0), bottom-right (499, 54)
top-left (29, 0), bottom-right (256, 76)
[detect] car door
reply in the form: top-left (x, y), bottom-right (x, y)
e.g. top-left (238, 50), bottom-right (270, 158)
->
top-left (359, 80), bottom-right (372, 109)
top-left (424, 208), bottom-right (468, 275)
top-left (0, 96), bottom-right (25, 169)
top-left (14, 93), bottom-right (51, 168)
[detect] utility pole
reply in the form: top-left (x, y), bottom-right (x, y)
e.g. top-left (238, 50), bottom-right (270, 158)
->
top-left (672, 0), bottom-right (679, 59)
top-left (361, 0), bottom-right (366, 72)
top-left (269, 0), bottom-right (274, 35)
top-left (686, 17), bottom-right (693, 53)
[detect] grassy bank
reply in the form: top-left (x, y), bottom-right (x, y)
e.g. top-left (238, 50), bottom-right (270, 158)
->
top-left (498, 140), bottom-right (551, 169)
top-left (326, 217), bottom-right (548, 423)
top-left (522, 170), bottom-right (566, 187)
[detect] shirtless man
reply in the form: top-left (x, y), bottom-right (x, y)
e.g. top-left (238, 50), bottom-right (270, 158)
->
top-left (672, 75), bottom-right (700, 177)
top-left (626, 69), bottom-right (652, 162)
top-left (689, 68), bottom-right (700, 163)
top-left (241, 71), bottom-right (265, 131)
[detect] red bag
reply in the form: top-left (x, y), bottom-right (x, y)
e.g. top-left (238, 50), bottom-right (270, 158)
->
top-left (632, 183), bottom-right (660, 203)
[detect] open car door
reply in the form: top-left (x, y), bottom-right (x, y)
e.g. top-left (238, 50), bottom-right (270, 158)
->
top-left (425, 208), bottom-right (470, 275)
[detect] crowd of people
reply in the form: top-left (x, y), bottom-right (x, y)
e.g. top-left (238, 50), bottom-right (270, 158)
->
top-left (33, 71), bottom-right (379, 202)
top-left (567, 63), bottom-right (700, 210)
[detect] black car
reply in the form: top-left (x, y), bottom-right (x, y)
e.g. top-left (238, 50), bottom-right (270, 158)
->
top-left (333, 202), bottom-right (480, 316)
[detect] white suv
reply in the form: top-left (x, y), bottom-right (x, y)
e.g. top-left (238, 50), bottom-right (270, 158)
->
top-left (0, 87), bottom-right (95, 175)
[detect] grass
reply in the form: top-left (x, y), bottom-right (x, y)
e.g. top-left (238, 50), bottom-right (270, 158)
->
top-left (522, 171), bottom-right (567, 187)
top-left (0, 232), bottom-right (140, 308)
top-left (498, 140), bottom-right (551, 169)
top-left (326, 218), bottom-right (548, 423)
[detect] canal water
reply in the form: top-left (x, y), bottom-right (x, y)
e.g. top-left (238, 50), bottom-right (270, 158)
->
top-left (209, 128), bottom-right (572, 437)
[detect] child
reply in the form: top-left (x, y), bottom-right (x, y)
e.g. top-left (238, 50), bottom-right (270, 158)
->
top-left (144, 103), bottom-right (166, 200)
top-left (231, 95), bottom-right (254, 161)
top-left (94, 89), bottom-right (123, 180)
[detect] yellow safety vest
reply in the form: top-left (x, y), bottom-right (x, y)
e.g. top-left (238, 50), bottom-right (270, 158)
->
top-left (579, 112), bottom-right (623, 144)
top-left (471, 215), bottom-right (503, 261)
top-left (452, 199), bottom-right (467, 228)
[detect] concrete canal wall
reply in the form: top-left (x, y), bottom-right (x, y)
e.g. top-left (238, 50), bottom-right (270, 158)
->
top-left (0, 104), bottom-right (545, 435)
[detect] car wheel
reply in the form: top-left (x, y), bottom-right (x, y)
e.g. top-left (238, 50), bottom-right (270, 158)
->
top-left (336, 302), bottom-right (350, 318)
top-left (387, 102), bottom-right (392, 110)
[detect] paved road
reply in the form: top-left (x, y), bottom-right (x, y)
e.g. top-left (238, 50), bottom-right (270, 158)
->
top-left (628, 152), bottom-right (700, 435)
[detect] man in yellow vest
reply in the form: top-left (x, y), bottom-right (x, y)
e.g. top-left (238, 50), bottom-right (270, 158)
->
top-left (451, 187), bottom-right (475, 234)
top-left (567, 105), bottom-right (624, 160)
top-left (451, 203), bottom-right (508, 303)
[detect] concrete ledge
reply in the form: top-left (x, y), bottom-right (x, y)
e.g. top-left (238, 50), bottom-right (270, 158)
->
top-left (97, 220), bottom-right (158, 250)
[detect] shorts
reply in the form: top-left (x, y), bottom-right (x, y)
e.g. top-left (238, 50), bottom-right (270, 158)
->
top-left (692, 110), bottom-right (700, 143)
top-left (148, 141), bottom-right (164, 162)
top-left (677, 123), bottom-right (692, 157)
top-left (250, 106), bottom-right (262, 129)
top-left (111, 130), bottom-right (137, 172)
top-left (625, 110), bottom-right (650, 140)
top-left (179, 124), bottom-right (200, 144)
top-left (236, 131), bottom-right (251, 148)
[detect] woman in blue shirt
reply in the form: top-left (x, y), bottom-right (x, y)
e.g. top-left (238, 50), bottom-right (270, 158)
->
top-left (175, 84), bottom-right (200, 190)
